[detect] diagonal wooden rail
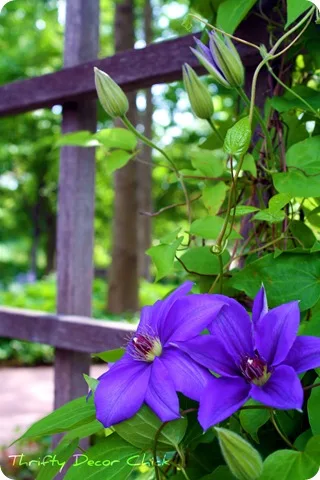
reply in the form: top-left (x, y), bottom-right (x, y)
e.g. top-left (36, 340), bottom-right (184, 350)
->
top-left (0, 20), bottom-right (266, 117)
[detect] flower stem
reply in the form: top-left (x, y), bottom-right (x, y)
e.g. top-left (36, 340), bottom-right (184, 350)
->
top-left (304, 382), bottom-right (320, 392)
top-left (207, 118), bottom-right (225, 143)
top-left (270, 411), bottom-right (297, 450)
top-left (153, 421), bottom-right (169, 480)
top-left (121, 115), bottom-right (192, 228)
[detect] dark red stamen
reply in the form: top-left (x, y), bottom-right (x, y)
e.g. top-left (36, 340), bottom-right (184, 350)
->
top-left (240, 350), bottom-right (270, 384)
top-left (132, 334), bottom-right (153, 356)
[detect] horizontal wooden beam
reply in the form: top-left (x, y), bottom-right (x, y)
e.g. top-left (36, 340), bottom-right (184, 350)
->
top-left (0, 307), bottom-right (135, 353)
top-left (0, 26), bottom-right (264, 117)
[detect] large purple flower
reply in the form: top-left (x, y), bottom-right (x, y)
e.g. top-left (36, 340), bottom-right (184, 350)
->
top-left (94, 282), bottom-right (227, 428)
top-left (174, 286), bottom-right (320, 430)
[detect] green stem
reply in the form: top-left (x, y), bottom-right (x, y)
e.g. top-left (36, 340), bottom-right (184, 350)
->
top-left (270, 411), bottom-right (297, 450)
top-left (218, 254), bottom-right (224, 293)
top-left (266, 61), bottom-right (320, 118)
top-left (121, 115), bottom-right (192, 227)
top-left (237, 88), bottom-right (274, 166)
top-left (207, 118), bottom-right (224, 143)
top-left (270, 7), bottom-right (314, 56)
top-left (248, 7), bottom-right (315, 127)
top-left (153, 422), bottom-right (169, 480)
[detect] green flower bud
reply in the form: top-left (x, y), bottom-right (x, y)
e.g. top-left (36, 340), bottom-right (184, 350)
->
top-left (212, 34), bottom-right (245, 88)
top-left (191, 32), bottom-right (245, 89)
top-left (94, 67), bottom-right (129, 118)
top-left (182, 63), bottom-right (214, 120)
top-left (215, 427), bottom-right (263, 480)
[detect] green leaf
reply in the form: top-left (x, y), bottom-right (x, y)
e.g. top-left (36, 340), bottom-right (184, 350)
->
top-left (57, 131), bottom-right (100, 147)
top-left (95, 128), bottom-right (137, 151)
top-left (231, 206), bottom-right (260, 217)
top-left (159, 228), bottom-right (182, 244)
top-left (60, 420), bottom-right (103, 446)
top-left (271, 86), bottom-right (320, 113)
top-left (217, 0), bottom-right (258, 34)
top-left (202, 182), bottom-right (228, 215)
top-left (83, 374), bottom-right (99, 393)
top-left (36, 438), bottom-right (79, 480)
top-left (92, 348), bottom-right (125, 363)
top-left (260, 436), bottom-right (320, 480)
top-left (224, 117), bottom-right (251, 157)
top-left (268, 193), bottom-right (291, 212)
top-left (273, 136), bottom-right (320, 198)
top-left (286, 0), bottom-right (312, 28)
top-left (114, 404), bottom-right (187, 450)
top-left (190, 216), bottom-right (242, 240)
top-left (190, 149), bottom-right (226, 177)
top-left (308, 383), bottom-right (320, 435)
top-left (215, 427), bottom-right (263, 480)
top-left (205, 466), bottom-right (235, 479)
top-left (13, 396), bottom-right (95, 443)
top-left (64, 433), bottom-right (140, 480)
top-left (252, 209), bottom-right (285, 224)
top-left (179, 247), bottom-right (230, 275)
top-left (239, 401), bottom-right (270, 442)
top-left (311, 241), bottom-right (320, 253)
top-left (289, 221), bottom-right (316, 249)
top-left (231, 251), bottom-right (320, 311)
top-left (105, 150), bottom-right (135, 174)
top-left (241, 153), bottom-right (257, 177)
top-left (147, 237), bottom-right (183, 281)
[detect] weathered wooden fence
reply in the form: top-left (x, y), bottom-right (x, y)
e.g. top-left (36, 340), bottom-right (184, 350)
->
top-left (0, 0), bottom-right (270, 410)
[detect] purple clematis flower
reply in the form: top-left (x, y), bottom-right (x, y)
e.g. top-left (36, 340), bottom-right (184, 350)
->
top-left (190, 32), bottom-right (244, 89)
top-left (94, 282), bottom-right (227, 428)
top-left (174, 286), bottom-right (320, 430)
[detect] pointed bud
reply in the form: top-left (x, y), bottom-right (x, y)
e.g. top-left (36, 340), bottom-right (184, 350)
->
top-left (94, 67), bottom-right (129, 118)
top-left (215, 428), bottom-right (263, 480)
top-left (191, 32), bottom-right (244, 89)
top-left (182, 63), bottom-right (214, 120)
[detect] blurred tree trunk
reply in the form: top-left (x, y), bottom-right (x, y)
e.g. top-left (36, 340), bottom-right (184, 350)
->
top-left (137, 0), bottom-right (153, 280)
top-left (107, 0), bottom-right (139, 313)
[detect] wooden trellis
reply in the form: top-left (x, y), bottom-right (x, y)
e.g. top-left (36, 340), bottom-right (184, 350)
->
top-left (0, 0), bottom-right (271, 411)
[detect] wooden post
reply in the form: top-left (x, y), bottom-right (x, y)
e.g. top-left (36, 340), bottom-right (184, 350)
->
top-left (54, 0), bottom-right (99, 412)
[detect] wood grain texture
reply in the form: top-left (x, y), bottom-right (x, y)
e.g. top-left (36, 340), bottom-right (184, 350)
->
top-left (54, 0), bottom-right (99, 415)
top-left (0, 307), bottom-right (134, 352)
top-left (0, 11), bottom-right (269, 118)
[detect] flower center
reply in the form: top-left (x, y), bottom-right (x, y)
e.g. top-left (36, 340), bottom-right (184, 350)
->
top-left (240, 351), bottom-right (272, 387)
top-left (131, 334), bottom-right (162, 362)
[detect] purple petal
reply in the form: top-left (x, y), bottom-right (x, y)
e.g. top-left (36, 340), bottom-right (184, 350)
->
top-left (161, 294), bottom-right (227, 344)
top-left (198, 377), bottom-right (250, 430)
top-left (252, 285), bottom-right (268, 325)
top-left (172, 335), bottom-right (239, 377)
top-left (136, 304), bottom-right (156, 335)
top-left (255, 302), bottom-right (300, 366)
top-left (193, 37), bottom-right (212, 62)
top-left (145, 358), bottom-right (180, 422)
top-left (208, 301), bottom-right (254, 363)
top-left (94, 359), bottom-right (150, 428)
top-left (135, 282), bottom-right (193, 339)
top-left (208, 32), bottom-right (225, 76)
top-left (161, 347), bottom-right (212, 401)
top-left (284, 336), bottom-right (320, 373)
top-left (250, 365), bottom-right (303, 410)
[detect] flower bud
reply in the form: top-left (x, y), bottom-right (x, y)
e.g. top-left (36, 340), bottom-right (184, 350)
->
top-left (182, 63), bottom-right (214, 120)
top-left (215, 427), bottom-right (263, 480)
top-left (94, 67), bottom-right (129, 118)
top-left (191, 32), bottom-right (245, 89)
